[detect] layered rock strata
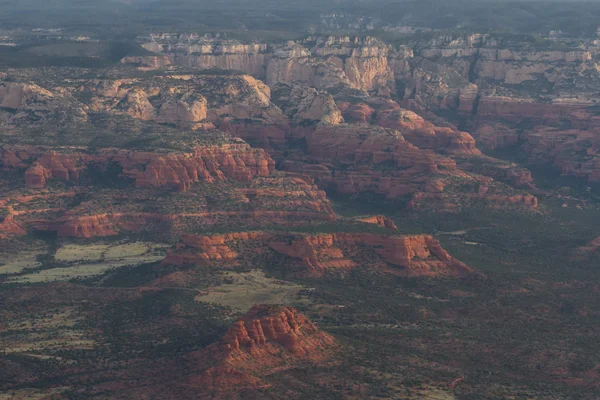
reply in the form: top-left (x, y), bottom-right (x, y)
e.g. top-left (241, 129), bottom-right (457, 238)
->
top-left (163, 232), bottom-right (474, 277)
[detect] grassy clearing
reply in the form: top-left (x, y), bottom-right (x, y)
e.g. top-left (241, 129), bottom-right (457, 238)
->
top-left (0, 253), bottom-right (41, 275)
top-left (8, 263), bottom-right (133, 283)
top-left (54, 244), bottom-right (110, 262)
top-left (54, 242), bottom-right (163, 262)
top-left (196, 270), bottom-right (308, 312)
top-left (7, 241), bottom-right (168, 283)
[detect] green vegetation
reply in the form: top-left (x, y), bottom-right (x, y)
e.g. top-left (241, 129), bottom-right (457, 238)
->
top-left (4, 241), bottom-right (167, 283)
top-left (198, 270), bottom-right (308, 312)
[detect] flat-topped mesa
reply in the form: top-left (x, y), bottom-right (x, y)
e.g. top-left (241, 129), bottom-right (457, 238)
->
top-left (164, 231), bottom-right (475, 278)
top-left (13, 174), bottom-right (336, 239)
top-left (136, 37), bottom-right (271, 77)
top-left (132, 35), bottom-right (398, 93)
top-left (1, 144), bottom-right (275, 190)
top-left (419, 34), bottom-right (593, 63)
top-left (120, 55), bottom-right (172, 69)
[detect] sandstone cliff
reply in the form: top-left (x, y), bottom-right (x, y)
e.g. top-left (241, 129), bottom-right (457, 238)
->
top-left (164, 231), bottom-right (475, 277)
top-left (1, 143), bottom-right (274, 190)
top-left (2, 166), bottom-right (336, 239)
top-left (183, 305), bottom-right (336, 398)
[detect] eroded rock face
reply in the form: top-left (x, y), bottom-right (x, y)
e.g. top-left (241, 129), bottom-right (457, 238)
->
top-left (271, 83), bottom-right (343, 125)
top-left (2, 163), bottom-right (336, 239)
top-left (0, 210), bottom-right (26, 239)
top-left (35, 74), bottom-right (287, 137)
top-left (181, 305), bottom-right (336, 398)
top-left (0, 80), bottom-right (87, 132)
top-left (0, 82), bottom-right (55, 110)
top-left (164, 231), bottom-right (475, 277)
top-left (133, 35), bottom-right (397, 93)
top-left (276, 120), bottom-right (537, 210)
top-left (1, 144), bottom-right (275, 190)
top-left (297, 123), bottom-right (458, 199)
top-left (357, 215), bottom-right (398, 230)
top-left (120, 55), bottom-right (172, 69)
top-left (269, 233), bottom-right (474, 277)
top-left (136, 36), bottom-right (271, 77)
top-left (369, 100), bottom-right (480, 155)
top-left (393, 34), bottom-right (600, 183)
top-left (219, 305), bottom-right (335, 357)
top-left (1, 38), bottom-right (541, 213)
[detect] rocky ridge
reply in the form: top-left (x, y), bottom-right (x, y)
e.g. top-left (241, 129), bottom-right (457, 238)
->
top-left (129, 33), bottom-right (600, 183)
top-left (1, 143), bottom-right (274, 191)
top-left (163, 231), bottom-right (475, 277)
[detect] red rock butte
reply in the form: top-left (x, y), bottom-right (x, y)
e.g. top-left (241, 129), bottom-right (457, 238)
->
top-left (185, 305), bottom-right (337, 397)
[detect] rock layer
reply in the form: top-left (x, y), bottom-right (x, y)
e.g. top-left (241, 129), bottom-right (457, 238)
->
top-left (1, 144), bottom-right (275, 191)
top-left (164, 232), bottom-right (475, 277)
top-left (183, 305), bottom-right (336, 398)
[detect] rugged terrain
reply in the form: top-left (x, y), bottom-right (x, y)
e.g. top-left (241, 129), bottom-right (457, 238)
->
top-left (130, 33), bottom-right (600, 187)
top-left (1, 26), bottom-right (600, 400)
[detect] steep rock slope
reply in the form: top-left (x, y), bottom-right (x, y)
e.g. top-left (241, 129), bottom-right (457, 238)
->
top-left (1, 143), bottom-right (274, 191)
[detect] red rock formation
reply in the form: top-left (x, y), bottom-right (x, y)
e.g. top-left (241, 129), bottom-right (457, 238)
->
top-left (216, 118), bottom-right (290, 149)
top-left (269, 234), bottom-right (357, 273)
top-left (24, 163), bottom-right (52, 188)
top-left (218, 305), bottom-right (335, 358)
top-left (30, 211), bottom-right (336, 239)
top-left (408, 186), bottom-right (538, 211)
top-left (30, 214), bottom-right (124, 238)
top-left (338, 102), bottom-right (374, 124)
top-left (288, 123), bottom-right (466, 198)
top-left (472, 123), bottom-right (520, 151)
top-left (269, 233), bottom-right (474, 277)
top-left (358, 215), bottom-right (398, 230)
top-left (2, 144), bottom-right (275, 190)
top-left (117, 146), bottom-right (275, 189)
top-left (183, 305), bottom-right (336, 398)
top-left (373, 100), bottom-right (480, 155)
top-left (0, 209), bottom-right (26, 238)
top-left (164, 231), bottom-right (474, 277)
